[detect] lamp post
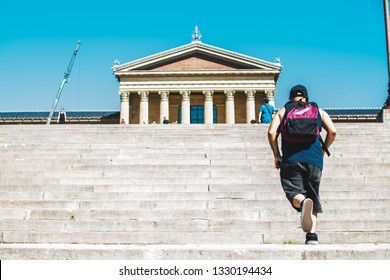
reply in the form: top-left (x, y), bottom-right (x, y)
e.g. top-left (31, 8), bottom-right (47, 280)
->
top-left (384, 0), bottom-right (390, 108)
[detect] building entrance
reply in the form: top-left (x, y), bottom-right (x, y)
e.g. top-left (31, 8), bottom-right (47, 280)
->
top-left (178, 105), bottom-right (217, 124)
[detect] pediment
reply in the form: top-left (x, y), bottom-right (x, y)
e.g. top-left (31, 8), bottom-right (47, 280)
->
top-left (113, 42), bottom-right (282, 73)
top-left (144, 52), bottom-right (248, 71)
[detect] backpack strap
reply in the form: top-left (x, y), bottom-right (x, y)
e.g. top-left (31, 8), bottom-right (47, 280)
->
top-left (265, 104), bottom-right (272, 116)
top-left (279, 103), bottom-right (287, 129)
top-left (277, 101), bottom-right (293, 137)
top-left (319, 135), bottom-right (330, 157)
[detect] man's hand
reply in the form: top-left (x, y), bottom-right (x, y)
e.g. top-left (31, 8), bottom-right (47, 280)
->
top-left (274, 155), bottom-right (281, 170)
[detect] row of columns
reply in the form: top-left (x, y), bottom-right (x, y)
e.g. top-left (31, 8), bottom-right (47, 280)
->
top-left (120, 89), bottom-right (275, 124)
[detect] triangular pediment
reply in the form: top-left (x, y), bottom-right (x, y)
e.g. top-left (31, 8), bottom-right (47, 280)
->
top-left (143, 52), bottom-right (251, 71)
top-left (113, 42), bottom-right (282, 73)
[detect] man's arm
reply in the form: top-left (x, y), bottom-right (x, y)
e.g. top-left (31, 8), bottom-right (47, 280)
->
top-left (258, 106), bottom-right (263, 123)
top-left (320, 109), bottom-right (337, 151)
top-left (268, 108), bottom-right (284, 169)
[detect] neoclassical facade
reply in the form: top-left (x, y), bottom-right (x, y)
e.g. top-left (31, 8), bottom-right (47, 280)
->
top-left (112, 28), bottom-right (282, 124)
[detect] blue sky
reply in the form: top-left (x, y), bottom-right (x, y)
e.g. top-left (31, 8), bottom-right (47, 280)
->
top-left (0, 0), bottom-right (387, 111)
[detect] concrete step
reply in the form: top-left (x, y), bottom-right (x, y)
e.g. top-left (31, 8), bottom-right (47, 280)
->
top-left (3, 207), bottom-right (389, 222)
top-left (1, 230), bottom-right (389, 245)
top-left (2, 190), bottom-right (388, 201)
top-left (0, 242), bottom-right (388, 261)
top-left (0, 183), bottom-right (378, 193)
top-left (1, 198), bottom-right (387, 212)
top-left (1, 219), bottom-right (388, 233)
top-left (2, 167), bottom-right (389, 178)
top-left (1, 178), bottom-right (387, 187)
top-left (1, 243), bottom-right (389, 260)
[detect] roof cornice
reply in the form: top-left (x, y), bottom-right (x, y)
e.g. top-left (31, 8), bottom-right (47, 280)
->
top-left (115, 69), bottom-right (280, 77)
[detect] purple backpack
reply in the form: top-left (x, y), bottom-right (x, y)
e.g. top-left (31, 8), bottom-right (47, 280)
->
top-left (280, 101), bottom-right (321, 143)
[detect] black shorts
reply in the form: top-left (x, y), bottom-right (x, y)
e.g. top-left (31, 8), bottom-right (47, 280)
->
top-left (280, 162), bottom-right (323, 213)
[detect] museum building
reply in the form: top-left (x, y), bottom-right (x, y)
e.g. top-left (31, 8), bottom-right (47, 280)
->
top-left (112, 27), bottom-right (282, 125)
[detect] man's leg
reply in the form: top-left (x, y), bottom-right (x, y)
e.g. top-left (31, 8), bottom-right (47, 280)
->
top-left (296, 196), bottom-right (319, 244)
top-left (299, 197), bottom-right (314, 233)
top-left (310, 212), bottom-right (318, 233)
top-left (280, 163), bottom-right (307, 211)
top-left (282, 163), bottom-right (320, 244)
top-left (292, 194), bottom-right (305, 209)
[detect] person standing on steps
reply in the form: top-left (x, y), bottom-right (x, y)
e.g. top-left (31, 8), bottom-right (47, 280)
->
top-left (57, 107), bottom-right (67, 124)
top-left (162, 116), bottom-right (169, 124)
top-left (267, 84), bottom-right (337, 245)
top-left (258, 97), bottom-right (275, 123)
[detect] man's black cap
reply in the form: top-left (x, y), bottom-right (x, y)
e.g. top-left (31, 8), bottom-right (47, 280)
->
top-left (289, 85), bottom-right (308, 99)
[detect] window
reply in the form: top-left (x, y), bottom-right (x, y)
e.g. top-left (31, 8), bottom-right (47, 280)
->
top-left (190, 105), bottom-right (204, 123)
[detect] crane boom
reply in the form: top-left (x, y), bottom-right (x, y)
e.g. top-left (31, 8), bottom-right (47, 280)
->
top-left (46, 40), bottom-right (81, 125)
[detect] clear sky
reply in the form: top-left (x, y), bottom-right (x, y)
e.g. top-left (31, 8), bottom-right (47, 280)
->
top-left (0, 0), bottom-right (387, 111)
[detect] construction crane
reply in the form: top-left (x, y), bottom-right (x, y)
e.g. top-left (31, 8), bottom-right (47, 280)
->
top-left (46, 40), bottom-right (81, 125)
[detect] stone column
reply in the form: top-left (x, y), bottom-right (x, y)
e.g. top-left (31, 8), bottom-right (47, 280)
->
top-left (138, 90), bottom-right (149, 124)
top-left (265, 90), bottom-right (276, 108)
top-left (224, 90), bottom-right (235, 124)
top-left (120, 91), bottom-right (130, 124)
top-left (245, 89), bottom-right (256, 123)
top-left (180, 90), bottom-right (191, 124)
top-left (203, 90), bottom-right (214, 124)
top-left (159, 90), bottom-right (170, 124)
top-left (383, 108), bottom-right (390, 123)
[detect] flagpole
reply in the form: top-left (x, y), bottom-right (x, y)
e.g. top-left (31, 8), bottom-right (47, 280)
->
top-left (384, 0), bottom-right (390, 108)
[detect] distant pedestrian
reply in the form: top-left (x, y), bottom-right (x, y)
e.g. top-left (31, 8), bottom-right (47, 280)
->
top-left (57, 108), bottom-right (66, 124)
top-left (163, 116), bottom-right (169, 124)
top-left (258, 97), bottom-right (275, 123)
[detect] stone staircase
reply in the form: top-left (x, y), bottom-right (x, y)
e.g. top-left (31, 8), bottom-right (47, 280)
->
top-left (0, 123), bottom-right (389, 259)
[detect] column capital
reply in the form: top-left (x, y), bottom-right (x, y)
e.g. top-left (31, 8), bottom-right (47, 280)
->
top-left (245, 89), bottom-right (256, 101)
top-left (180, 90), bottom-right (191, 101)
top-left (224, 90), bottom-right (235, 101)
top-left (138, 90), bottom-right (149, 102)
top-left (158, 90), bottom-right (170, 101)
top-left (265, 90), bottom-right (275, 97)
top-left (265, 90), bottom-right (276, 107)
top-left (120, 91), bottom-right (130, 102)
top-left (203, 90), bottom-right (214, 101)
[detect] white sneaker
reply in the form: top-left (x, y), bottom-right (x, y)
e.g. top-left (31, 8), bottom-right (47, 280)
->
top-left (301, 198), bottom-right (313, 233)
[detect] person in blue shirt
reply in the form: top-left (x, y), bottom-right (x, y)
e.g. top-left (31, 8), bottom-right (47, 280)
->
top-left (258, 97), bottom-right (275, 123)
top-left (267, 85), bottom-right (337, 245)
